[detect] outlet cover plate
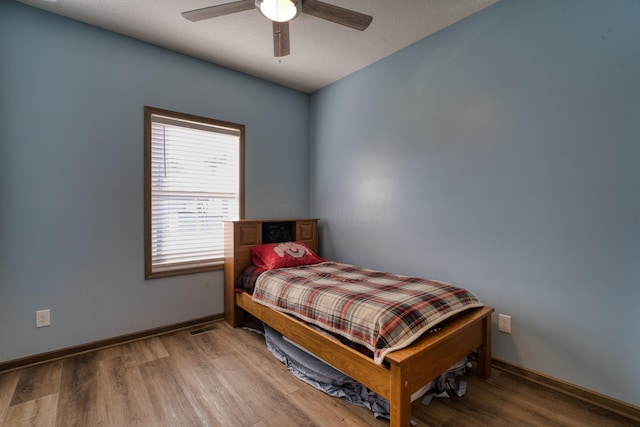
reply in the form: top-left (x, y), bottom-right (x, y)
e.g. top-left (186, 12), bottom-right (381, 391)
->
top-left (498, 313), bottom-right (511, 334)
top-left (36, 309), bottom-right (51, 328)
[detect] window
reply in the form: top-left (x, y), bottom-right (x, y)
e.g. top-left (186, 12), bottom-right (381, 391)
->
top-left (144, 106), bottom-right (244, 279)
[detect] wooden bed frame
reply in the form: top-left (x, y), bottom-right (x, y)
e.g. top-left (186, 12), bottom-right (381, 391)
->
top-left (224, 218), bottom-right (494, 427)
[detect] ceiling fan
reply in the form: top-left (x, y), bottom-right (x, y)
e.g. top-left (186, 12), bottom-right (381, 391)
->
top-left (182, 0), bottom-right (373, 57)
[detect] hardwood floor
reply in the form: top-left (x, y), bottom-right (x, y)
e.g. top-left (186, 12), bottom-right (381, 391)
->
top-left (0, 321), bottom-right (636, 426)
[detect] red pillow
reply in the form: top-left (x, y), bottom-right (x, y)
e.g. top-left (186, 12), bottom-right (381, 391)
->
top-left (251, 241), bottom-right (325, 270)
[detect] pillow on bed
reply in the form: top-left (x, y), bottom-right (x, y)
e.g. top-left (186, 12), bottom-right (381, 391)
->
top-left (251, 241), bottom-right (325, 270)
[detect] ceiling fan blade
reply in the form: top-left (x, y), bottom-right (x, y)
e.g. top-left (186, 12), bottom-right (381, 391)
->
top-left (182, 0), bottom-right (255, 22)
top-left (273, 21), bottom-right (290, 57)
top-left (302, 0), bottom-right (372, 31)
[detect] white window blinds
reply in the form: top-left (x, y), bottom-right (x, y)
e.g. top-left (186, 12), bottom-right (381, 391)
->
top-left (148, 113), bottom-right (240, 275)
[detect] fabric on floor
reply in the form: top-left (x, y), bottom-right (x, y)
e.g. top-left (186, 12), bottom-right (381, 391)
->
top-left (263, 324), bottom-right (470, 421)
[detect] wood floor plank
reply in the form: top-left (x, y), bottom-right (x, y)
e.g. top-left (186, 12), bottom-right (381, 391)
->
top-left (92, 342), bottom-right (133, 362)
top-left (128, 336), bottom-right (170, 365)
top-left (483, 373), bottom-right (588, 427)
top-left (158, 331), bottom-right (263, 426)
top-left (94, 353), bottom-right (159, 426)
top-left (10, 361), bottom-right (62, 406)
top-left (207, 352), bottom-right (318, 426)
top-left (0, 370), bottom-right (22, 426)
top-left (219, 327), bottom-right (308, 395)
top-left (56, 352), bottom-right (106, 426)
top-left (2, 393), bottom-right (58, 427)
top-left (190, 321), bottom-right (237, 359)
top-left (179, 325), bottom-right (320, 426)
top-left (437, 373), bottom-right (553, 427)
top-left (409, 394), bottom-right (458, 427)
top-left (286, 384), bottom-right (386, 426)
top-left (140, 357), bottom-right (214, 426)
top-left (484, 370), bottom-right (638, 427)
top-left (0, 370), bottom-right (21, 409)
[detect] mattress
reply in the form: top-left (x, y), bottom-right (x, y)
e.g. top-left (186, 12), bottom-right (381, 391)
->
top-left (239, 261), bottom-right (484, 364)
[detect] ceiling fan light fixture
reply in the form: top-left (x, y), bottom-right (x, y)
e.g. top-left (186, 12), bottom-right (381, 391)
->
top-left (256, 0), bottom-right (301, 22)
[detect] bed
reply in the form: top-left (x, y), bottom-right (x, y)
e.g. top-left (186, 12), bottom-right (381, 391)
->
top-left (224, 219), bottom-right (493, 427)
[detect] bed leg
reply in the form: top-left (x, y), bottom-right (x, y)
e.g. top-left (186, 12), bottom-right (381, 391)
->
top-left (224, 304), bottom-right (245, 328)
top-left (389, 363), bottom-right (412, 427)
top-left (476, 310), bottom-right (492, 379)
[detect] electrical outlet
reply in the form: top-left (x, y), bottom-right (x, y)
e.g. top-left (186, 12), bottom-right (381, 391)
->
top-left (498, 313), bottom-right (511, 334)
top-left (36, 309), bottom-right (51, 328)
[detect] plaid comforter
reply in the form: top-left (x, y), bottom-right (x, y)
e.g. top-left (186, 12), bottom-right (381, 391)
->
top-left (251, 262), bottom-right (484, 364)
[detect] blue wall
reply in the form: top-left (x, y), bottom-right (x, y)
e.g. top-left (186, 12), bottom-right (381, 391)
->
top-left (0, 2), bottom-right (309, 362)
top-left (310, 0), bottom-right (640, 407)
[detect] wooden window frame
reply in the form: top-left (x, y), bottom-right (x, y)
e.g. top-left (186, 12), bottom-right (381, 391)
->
top-left (144, 106), bottom-right (245, 279)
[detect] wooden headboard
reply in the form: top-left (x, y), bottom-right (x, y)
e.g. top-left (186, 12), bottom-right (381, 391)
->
top-left (223, 218), bottom-right (319, 326)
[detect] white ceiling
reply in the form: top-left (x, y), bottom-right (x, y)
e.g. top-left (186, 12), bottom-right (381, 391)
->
top-left (17, 0), bottom-right (499, 93)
